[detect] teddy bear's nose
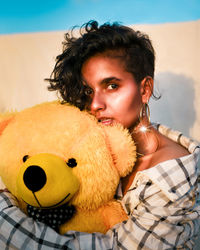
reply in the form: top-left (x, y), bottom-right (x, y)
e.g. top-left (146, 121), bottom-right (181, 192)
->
top-left (23, 165), bottom-right (47, 192)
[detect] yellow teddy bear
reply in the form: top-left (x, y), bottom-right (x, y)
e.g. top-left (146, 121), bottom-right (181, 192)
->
top-left (0, 101), bottom-right (136, 234)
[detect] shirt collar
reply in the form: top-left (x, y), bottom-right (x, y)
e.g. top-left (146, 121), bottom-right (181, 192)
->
top-left (116, 124), bottom-right (200, 202)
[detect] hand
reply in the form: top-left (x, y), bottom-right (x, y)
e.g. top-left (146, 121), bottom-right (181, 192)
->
top-left (0, 188), bottom-right (10, 193)
top-left (0, 189), bottom-right (20, 208)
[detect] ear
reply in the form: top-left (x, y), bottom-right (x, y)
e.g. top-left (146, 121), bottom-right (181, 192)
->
top-left (140, 77), bottom-right (154, 103)
top-left (102, 124), bottom-right (137, 177)
top-left (0, 115), bottom-right (15, 136)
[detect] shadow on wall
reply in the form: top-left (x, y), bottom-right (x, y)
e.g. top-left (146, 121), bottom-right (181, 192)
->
top-left (149, 72), bottom-right (196, 137)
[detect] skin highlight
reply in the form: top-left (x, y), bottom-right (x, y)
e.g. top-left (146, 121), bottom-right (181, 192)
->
top-left (82, 54), bottom-right (143, 128)
top-left (81, 53), bottom-right (189, 195)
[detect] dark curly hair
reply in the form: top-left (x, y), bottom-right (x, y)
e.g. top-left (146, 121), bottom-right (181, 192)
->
top-left (46, 20), bottom-right (156, 110)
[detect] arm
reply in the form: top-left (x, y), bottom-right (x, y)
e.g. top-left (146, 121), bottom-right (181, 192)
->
top-left (1, 175), bottom-right (200, 250)
top-left (1, 146), bottom-right (200, 250)
top-left (0, 191), bottom-right (117, 250)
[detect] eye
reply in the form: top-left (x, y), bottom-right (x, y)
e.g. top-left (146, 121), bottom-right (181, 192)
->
top-left (23, 155), bottom-right (29, 162)
top-left (84, 87), bottom-right (93, 96)
top-left (67, 158), bottom-right (77, 168)
top-left (107, 84), bottom-right (118, 90)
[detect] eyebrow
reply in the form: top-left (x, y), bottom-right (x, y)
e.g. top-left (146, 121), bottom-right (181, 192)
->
top-left (82, 77), bottom-right (121, 87)
top-left (100, 77), bottom-right (121, 85)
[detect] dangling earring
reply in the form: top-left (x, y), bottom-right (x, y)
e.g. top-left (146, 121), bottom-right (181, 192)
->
top-left (138, 102), bottom-right (150, 132)
top-left (132, 101), bottom-right (159, 157)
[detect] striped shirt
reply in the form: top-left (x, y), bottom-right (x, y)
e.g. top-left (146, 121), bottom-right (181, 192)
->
top-left (0, 124), bottom-right (200, 249)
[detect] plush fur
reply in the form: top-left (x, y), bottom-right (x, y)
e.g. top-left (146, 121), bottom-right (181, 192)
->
top-left (0, 101), bottom-right (136, 234)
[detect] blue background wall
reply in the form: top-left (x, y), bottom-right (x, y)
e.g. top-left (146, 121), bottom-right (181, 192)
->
top-left (0, 0), bottom-right (200, 34)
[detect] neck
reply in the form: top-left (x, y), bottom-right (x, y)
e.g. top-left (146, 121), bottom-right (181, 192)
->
top-left (130, 120), bottom-right (159, 157)
top-left (122, 120), bottom-right (159, 195)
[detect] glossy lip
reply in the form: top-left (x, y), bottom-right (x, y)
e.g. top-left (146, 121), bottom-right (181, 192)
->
top-left (98, 118), bottom-right (113, 125)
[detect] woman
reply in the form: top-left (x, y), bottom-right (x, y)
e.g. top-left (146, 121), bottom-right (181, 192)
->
top-left (0, 20), bottom-right (199, 249)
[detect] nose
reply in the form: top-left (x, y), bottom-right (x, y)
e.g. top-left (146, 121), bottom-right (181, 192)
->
top-left (90, 92), bottom-right (105, 114)
top-left (23, 165), bottom-right (47, 192)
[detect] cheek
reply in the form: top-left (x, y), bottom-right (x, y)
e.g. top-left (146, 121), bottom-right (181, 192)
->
top-left (113, 88), bottom-right (141, 112)
top-left (110, 89), bottom-right (142, 127)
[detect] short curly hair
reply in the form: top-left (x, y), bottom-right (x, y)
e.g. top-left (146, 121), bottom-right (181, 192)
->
top-left (46, 20), bottom-right (155, 110)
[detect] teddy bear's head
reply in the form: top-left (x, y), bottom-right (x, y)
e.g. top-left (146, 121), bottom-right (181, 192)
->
top-left (0, 102), bottom-right (136, 211)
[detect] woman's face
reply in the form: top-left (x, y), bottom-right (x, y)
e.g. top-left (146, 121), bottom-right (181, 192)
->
top-left (81, 54), bottom-right (143, 129)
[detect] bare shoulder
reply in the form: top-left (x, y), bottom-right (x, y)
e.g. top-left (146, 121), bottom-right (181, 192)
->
top-left (122, 129), bottom-right (190, 194)
top-left (151, 130), bottom-right (190, 167)
top-left (161, 132), bottom-right (189, 156)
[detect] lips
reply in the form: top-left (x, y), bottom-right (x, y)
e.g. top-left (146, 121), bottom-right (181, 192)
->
top-left (98, 118), bottom-right (113, 125)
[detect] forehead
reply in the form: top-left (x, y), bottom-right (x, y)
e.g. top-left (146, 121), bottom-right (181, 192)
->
top-left (83, 48), bottom-right (127, 68)
top-left (81, 53), bottom-right (130, 83)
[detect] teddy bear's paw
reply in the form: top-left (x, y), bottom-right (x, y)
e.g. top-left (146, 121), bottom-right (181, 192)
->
top-left (101, 201), bottom-right (128, 230)
top-left (27, 203), bottom-right (76, 232)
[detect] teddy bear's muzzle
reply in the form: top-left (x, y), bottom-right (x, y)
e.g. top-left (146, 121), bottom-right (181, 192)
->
top-left (16, 153), bottom-right (80, 208)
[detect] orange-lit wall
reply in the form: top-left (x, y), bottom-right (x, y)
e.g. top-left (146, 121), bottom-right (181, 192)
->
top-left (0, 20), bottom-right (199, 141)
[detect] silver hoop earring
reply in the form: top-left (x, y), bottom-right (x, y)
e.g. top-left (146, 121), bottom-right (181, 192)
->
top-left (139, 103), bottom-right (150, 123)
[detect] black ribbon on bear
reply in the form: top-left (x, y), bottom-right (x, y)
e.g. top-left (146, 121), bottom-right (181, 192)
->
top-left (27, 203), bottom-right (76, 232)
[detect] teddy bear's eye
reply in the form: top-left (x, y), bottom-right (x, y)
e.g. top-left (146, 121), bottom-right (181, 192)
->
top-left (67, 158), bottom-right (77, 168)
top-left (23, 155), bottom-right (29, 162)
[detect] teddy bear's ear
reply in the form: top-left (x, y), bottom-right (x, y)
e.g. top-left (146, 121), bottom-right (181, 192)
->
top-left (103, 124), bottom-right (137, 177)
top-left (0, 115), bottom-right (15, 136)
